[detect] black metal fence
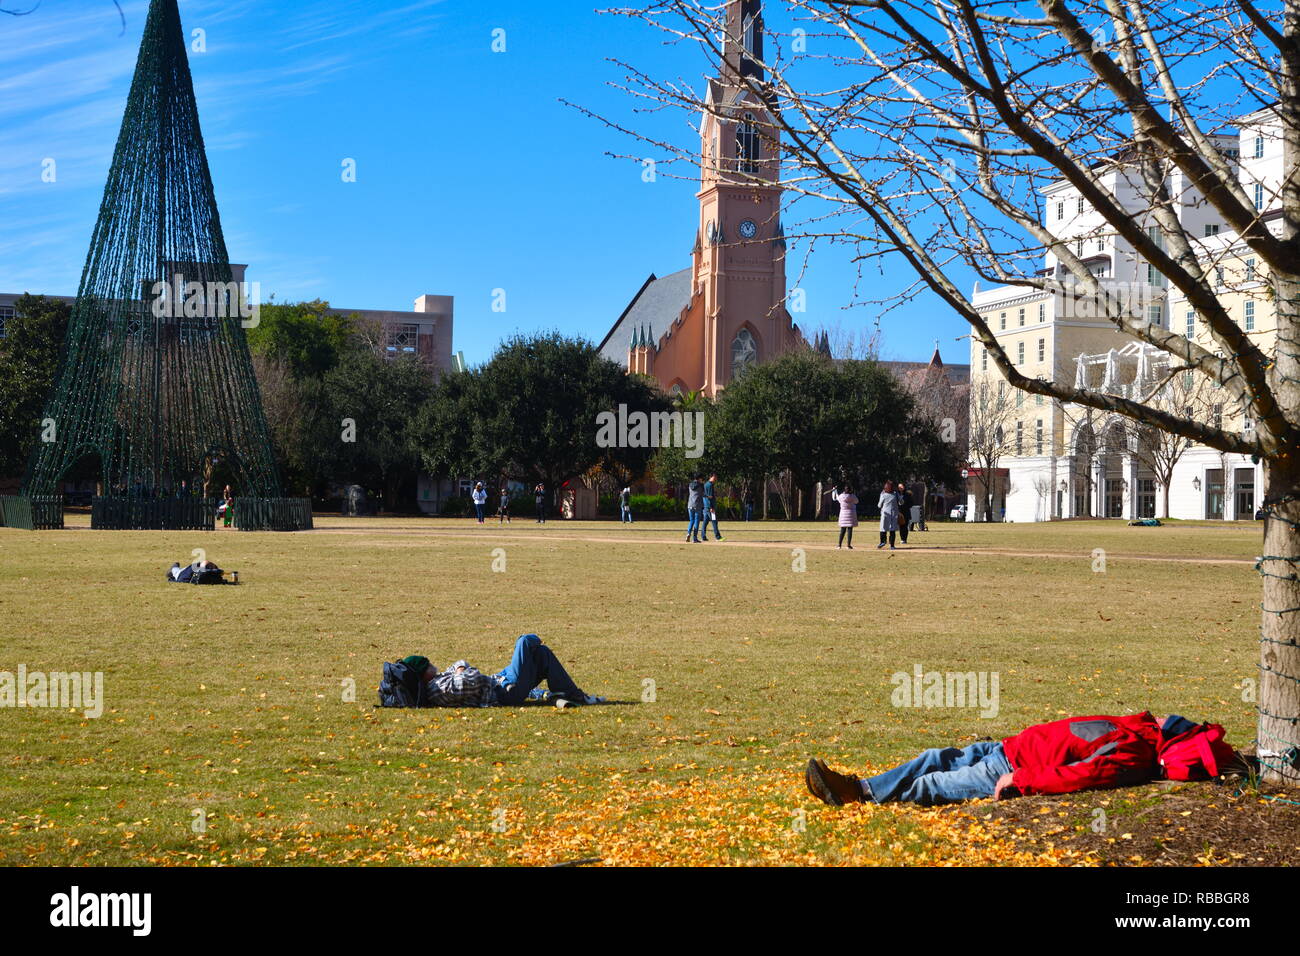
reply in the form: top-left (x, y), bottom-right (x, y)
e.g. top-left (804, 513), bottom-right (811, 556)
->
top-left (1, 495), bottom-right (313, 531)
top-left (0, 496), bottom-right (64, 530)
top-left (92, 496), bottom-right (217, 530)
top-left (235, 498), bottom-right (314, 531)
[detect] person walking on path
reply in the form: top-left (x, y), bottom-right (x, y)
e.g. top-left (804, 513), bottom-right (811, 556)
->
top-left (620, 486), bottom-right (633, 523)
top-left (895, 480), bottom-right (914, 545)
top-left (685, 475), bottom-right (705, 542)
top-left (835, 484), bottom-right (859, 549)
top-left (472, 482), bottom-right (488, 523)
top-left (877, 480), bottom-right (899, 549)
top-left (534, 482), bottom-right (547, 523)
top-left (701, 473), bottom-right (723, 540)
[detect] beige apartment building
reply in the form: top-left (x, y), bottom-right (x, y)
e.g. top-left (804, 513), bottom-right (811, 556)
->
top-left (968, 112), bottom-right (1277, 522)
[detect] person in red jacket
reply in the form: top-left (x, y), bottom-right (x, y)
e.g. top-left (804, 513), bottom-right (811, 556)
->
top-left (805, 713), bottom-right (1200, 806)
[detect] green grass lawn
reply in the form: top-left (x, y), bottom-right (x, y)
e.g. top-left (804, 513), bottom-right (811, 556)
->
top-left (0, 515), bottom-right (1271, 865)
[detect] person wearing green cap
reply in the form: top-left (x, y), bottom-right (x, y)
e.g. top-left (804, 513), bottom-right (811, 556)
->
top-left (404, 634), bottom-right (604, 708)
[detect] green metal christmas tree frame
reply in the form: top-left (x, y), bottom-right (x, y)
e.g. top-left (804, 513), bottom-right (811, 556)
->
top-left (8, 0), bottom-right (310, 531)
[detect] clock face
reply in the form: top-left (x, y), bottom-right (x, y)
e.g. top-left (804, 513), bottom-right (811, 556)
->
top-left (738, 219), bottom-right (758, 240)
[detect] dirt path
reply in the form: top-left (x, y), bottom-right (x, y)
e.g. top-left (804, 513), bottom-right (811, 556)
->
top-left (300, 525), bottom-right (1256, 566)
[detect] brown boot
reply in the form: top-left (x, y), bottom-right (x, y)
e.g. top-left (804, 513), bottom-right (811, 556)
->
top-left (805, 758), bottom-right (865, 806)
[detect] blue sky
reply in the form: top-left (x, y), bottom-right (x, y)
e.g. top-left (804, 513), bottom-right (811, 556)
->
top-left (0, 0), bottom-right (971, 366)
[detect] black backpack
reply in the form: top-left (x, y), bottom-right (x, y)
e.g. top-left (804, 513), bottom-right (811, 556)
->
top-left (378, 659), bottom-right (429, 708)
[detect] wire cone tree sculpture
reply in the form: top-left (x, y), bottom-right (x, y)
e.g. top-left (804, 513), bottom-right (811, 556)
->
top-left (600, 0), bottom-right (1300, 783)
top-left (20, 0), bottom-right (309, 531)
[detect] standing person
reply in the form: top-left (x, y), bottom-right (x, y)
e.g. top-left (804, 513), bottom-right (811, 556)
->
top-left (685, 474), bottom-right (704, 543)
top-left (743, 488), bottom-right (755, 522)
top-left (620, 486), bottom-right (633, 523)
top-left (498, 487), bottom-right (511, 524)
top-left (877, 480), bottom-right (899, 549)
top-left (472, 482), bottom-right (488, 523)
top-left (835, 483), bottom-right (859, 549)
top-left (534, 482), bottom-right (547, 523)
top-left (895, 480), bottom-right (913, 545)
top-left (701, 472), bottom-right (723, 541)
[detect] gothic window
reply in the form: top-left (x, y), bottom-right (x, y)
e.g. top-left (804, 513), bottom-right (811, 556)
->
top-left (731, 328), bottom-right (758, 376)
top-left (737, 113), bottom-right (760, 174)
top-left (386, 323), bottom-right (419, 355)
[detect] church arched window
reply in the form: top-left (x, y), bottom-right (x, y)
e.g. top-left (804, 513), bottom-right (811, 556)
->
top-left (731, 328), bottom-right (758, 376)
top-left (736, 113), bottom-right (760, 174)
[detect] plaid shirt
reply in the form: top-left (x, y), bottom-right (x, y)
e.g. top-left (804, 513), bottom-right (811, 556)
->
top-left (424, 661), bottom-right (501, 708)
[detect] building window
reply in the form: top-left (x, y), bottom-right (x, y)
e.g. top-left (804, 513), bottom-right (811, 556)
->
top-left (999, 312), bottom-right (1006, 330)
top-left (1254, 182), bottom-right (1265, 211)
top-left (1137, 478), bottom-right (1156, 519)
top-left (1245, 300), bottom-right (1256, 331)
top-left (0, 305), bottom-right (12, 338)
top-left (1035, 393), bottom-right (1044, 406)
top-left (1215, 266), bottom-right (1225, 289)
top-left (981, 349), bottom-right (987, 371)
top-left (1076, 197), bottom-right (1085, 214)
top-left (736, 113), bottom-right (760, 174)
top-left (1038, 302), bottom-right (1045, 323)
top-left (1204, 224), bottom-right (1220, 237)
top-left (1035, 419), bottom-right (1043, 455)
top-left (1097, 236), bottom-right (1105, 252)
top-left (1037, 338), bottom-right (1045, 362)
top-left (1018, 308), bottom-right (1025, 327)
top-left (1212, 403), bottom-right (1223, 429)
top-left (1017, 341), bottom-right (1025, 364)
top-left (1015, 421), bottom-right (1023, 456)
top-left (731, 327), bottom-right (758, 375)
top-left (1056, 201), bottom-right (1064, 220)
top-left (1016, 389), bottom-right (1024, 408)
top-left (386, 323), bottom-right (419, 354)
top-left (1185, 309), bottom-right (1195, 338)
top-left (1076, 239), bottom-right (1084, 256)
top-left (1147, 304), bottom-right (1163, 328)
top-left (1254, 134), bottom-right (1264, 159)
top-left (1246, 257), bottom-right (1256, 281)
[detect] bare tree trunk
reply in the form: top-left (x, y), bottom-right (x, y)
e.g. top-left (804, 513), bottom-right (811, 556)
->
top-left (1260, 454), bottom-right (1300, 784)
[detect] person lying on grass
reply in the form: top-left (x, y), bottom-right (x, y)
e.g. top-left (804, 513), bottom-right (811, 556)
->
top-left (403, 633), bottom-right (605, 708)
top-left (805, 712), bottom-right (1240, 807)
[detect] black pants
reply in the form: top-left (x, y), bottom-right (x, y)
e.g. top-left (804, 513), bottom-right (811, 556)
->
top-left (879, 530), bottom-right (896, 546)
top-left (536, 502), bottom-right (545, 522)
top-left (838, 526), bottom-right (853, 547)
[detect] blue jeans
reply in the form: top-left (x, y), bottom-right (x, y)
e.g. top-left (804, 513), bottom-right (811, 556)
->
top-left (743, 504), bottom-right (753, 521)
top-left (702, 502), bottom-right (719, 537)
top-left (474, 503), bottom-right (484, 521)
top-left (864, 741), bottom-right (1011, 805)
top-left (686, 508), bottom-right (703, 538)
top-left (492, 634), bottom-right (585, 706)
top-left (621, 505), bottom-right (632, 523)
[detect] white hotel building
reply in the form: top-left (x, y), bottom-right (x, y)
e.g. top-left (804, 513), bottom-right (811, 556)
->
top-left (967, 113), bottom-right (1278, 522)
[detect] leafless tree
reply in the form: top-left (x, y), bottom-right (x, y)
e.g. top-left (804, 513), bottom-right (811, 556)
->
top-left (598, 0), bottom-right (1300, 780)
top-left (968, 381), bottom-right (1017, 521)
top-left (1132, 370), bottom-right (1220, 518)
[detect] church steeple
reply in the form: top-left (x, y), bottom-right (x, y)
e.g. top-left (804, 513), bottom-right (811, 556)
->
top-left (723, 0), bottom-right (765, 85)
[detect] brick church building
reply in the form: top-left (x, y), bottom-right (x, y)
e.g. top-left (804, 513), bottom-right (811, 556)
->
top-left (597, 0), bottom-right (804, 396)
